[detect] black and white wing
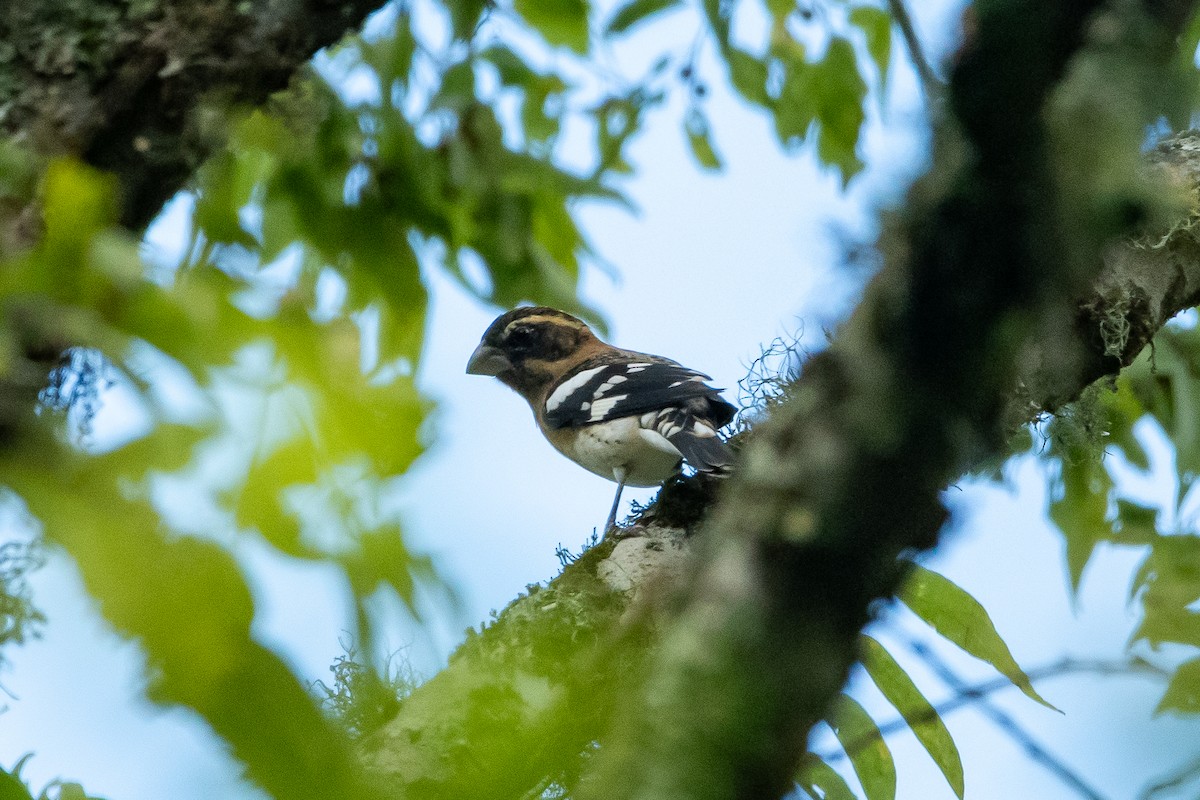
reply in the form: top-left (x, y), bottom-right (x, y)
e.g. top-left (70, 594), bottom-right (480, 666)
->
top-left (543, 358), bottom-right (736, 472)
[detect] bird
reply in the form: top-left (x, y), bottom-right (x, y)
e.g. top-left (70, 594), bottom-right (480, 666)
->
top-left (466, 306), bottom-right (736, 532)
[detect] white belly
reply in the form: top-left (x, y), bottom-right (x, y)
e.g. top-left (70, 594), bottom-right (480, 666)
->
top-left (563, 417), bottom-right (682, 486)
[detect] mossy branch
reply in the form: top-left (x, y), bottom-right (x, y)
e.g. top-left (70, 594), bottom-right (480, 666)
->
top-left (1, 0), bottom-right (383, 232)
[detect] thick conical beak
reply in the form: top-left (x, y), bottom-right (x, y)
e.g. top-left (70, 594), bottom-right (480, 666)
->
top-left (466, 343), bottom-right (512, 376)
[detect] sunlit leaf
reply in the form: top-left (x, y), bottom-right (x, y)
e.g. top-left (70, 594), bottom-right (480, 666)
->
top-left (861, 636), bottom-right (964, 799)
top-left (900, 565), bottom-right (1058, 711)
top-left (829, 694), bottom-right (895, 800)
top-left (1100, 373), bottom-right (1150, 470)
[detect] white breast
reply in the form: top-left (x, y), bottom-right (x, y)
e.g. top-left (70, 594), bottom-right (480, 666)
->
top-left (564, 417), bottom-right (683, 486)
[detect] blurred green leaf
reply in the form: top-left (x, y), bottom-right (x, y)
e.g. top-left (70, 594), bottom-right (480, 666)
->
top-left (1, 429), bottom-right (377, 800)
top-left (605, 0), bottom-right (682, 36)
top-left (1132, 535), bottom-right (1200, 649)
top-left (1115, 499), bottom-right (1160, 543)
top-left (829, 694), bottom-right (896, 800)
top-left (1099, 371), bottom-right (1150, 470)
top-left (1157, 657), bottom-right (1200, 714)
top-left (901, 565), bottom-right (1058, 711)
top-left (0, 764), bottom-right (34, 800)
top-left (812, 37), bottom-right (867, 182)
top-left (726, 48), bottom-right (772, 107)
top-left (515, 0), bottom-right (590, 54)
top-left (861, 636), bottom-right (964, 799)
top-left (849, 5), bottom-right (893, 96)
top-left (447, 0), bottom-right (488, 40)
top-left (684, 107), bottom-right (723, 170)
top-left (1049, 439), bottom-right (1114, 593)
top-left (798, 758), bottom-right (859, 800)
top-left (361, 11), bottom-right (417, 86)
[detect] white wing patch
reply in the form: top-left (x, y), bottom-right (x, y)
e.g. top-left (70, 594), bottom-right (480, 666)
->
top-left (545, 365), bottom-right (607, 413)
top-left (588, 393), bottom-right (629, 421)
top-left (595, 374), bottom-right (628, 396)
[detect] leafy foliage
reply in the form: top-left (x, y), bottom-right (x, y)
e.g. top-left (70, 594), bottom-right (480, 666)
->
top-left (0, 534), bottom-right (44, 673)
top-left (0, 756), bottom-right (104, 800)
top-left (1044, 320), bottom-right (1200, 717)
top-left (797, 565), bottom-right (1048, 800)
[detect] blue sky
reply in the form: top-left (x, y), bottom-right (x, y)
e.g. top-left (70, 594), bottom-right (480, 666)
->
top-left (3, 2), bottom-right (1200, 799)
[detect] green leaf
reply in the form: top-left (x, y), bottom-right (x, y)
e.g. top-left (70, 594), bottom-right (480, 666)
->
top-left (447, 0), bottom-right (487, 40)
top-left (514, 0), bottom-right (590, 54)
top-left (1157, 657), bottom-right (1200, 714)
top-left (1132, 535), bottom-right (1200, 648)
top-left (1048, 443), bottom-right (1114, 593)
top-left (726, 48), bottom-right (771, 107)
top-left (849, 5), bottom-right (893, 96)
top-left (829, 695), bottom-right (896, 800)
top-left (773, 41), bottom-right (817, 146)
top-left (701, 0), bottom-right (731, 48)
top-left (431, 59), bottom-right (477, 113)
top-left (481, 45), bottom-right (540, 87)
top-left (1099, 374), bottom-right (1150, 469)
top-left (812, 37), bottom-right (867, 182)
top-left (684, 108), bottom-right (723, 170)
top-left (900, 565), bottom-right (1058, 711)
top-left (797, 758), bottom-right (859, 800)
top-left (605, 0), bottom-right (681, 36)
top-left (1, 437), bottom-right (378, 800)
top-left (0, 765), bottom-right (34, 800)
top-left (1115, 499), bottom-right (1160, 543)
top-left (861, 635), bottom-right (964, 799)
top-left (1133, 609), bottom-right (1200, 647)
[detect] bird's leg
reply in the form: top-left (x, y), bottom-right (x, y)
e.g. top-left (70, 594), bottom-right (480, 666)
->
top-left (605, 467), bottom-right (627, 534)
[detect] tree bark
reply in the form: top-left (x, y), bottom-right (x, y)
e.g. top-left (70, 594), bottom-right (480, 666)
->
top-left (1, 0), bottom-right (383, 234)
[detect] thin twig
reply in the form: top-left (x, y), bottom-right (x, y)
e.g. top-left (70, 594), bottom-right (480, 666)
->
top-left (903, 636), bottom-right (1113, 800)
top-left (1140, 753), bottom-right (1200, 800)
top-left (886, 0), bottom-right (944, 101)
top-left (819, 654), bottom-right (1168, 764)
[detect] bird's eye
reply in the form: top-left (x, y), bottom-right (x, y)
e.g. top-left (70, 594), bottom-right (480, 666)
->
top-left (506, 326), bottom-right (537, 349)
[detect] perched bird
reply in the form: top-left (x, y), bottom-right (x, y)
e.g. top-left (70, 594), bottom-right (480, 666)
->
top-left (466, 306), bottom-right (736, 532)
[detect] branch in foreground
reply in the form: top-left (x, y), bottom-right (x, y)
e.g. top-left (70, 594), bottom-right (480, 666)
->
top-left (1, 0), bottom-right (384, 232)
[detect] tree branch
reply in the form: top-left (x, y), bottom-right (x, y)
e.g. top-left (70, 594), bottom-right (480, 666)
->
top-left (1, 0), bottom-right (385, 233)
top-left (887, 0), bottom-right (944, 101)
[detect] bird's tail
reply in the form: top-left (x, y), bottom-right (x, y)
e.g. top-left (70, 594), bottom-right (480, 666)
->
top-left (646, 407), bottom-right (734, 473)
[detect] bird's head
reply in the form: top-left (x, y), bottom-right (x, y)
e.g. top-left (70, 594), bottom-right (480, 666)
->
top-left (467, 306), bottom-right (598, 397)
